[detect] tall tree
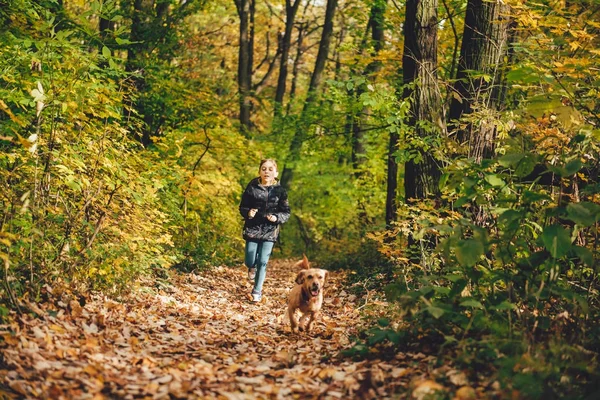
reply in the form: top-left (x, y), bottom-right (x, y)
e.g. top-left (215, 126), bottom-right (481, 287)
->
top-left (234, 0), bottom-right (254, 133)
top-left (447, 0), bottom-right (512, 162)
top-left (280, 0), bottom-right (338, 189)
top-left (392, 0), bottom-right (444, 223)
top-left (274, 0), bottom-right (302, 111)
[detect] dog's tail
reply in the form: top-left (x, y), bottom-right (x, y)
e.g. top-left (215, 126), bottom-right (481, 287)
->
top-left (294, 253), bottom-right (310, 270)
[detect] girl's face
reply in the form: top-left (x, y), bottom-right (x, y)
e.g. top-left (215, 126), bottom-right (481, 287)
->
top-left (259, 161), bottom-right (278, 184)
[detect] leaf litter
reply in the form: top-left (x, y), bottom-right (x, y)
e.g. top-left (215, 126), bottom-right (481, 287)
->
top-left (0, 260), bottom-right (477, 399)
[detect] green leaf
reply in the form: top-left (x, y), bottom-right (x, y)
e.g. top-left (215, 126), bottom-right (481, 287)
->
top-left (368, 329), bottom-right (388, 345)
top-left (102, 46), bottom-right (111, 58)
top-left (566, 202), bottom-right (600, 227)
top-left (460, 299), bottom-right (484, 309)
top-left (485, 174), bottom-right (505, 187)
top-left (426, 306), bottom-right (445, 319)
top-left (515, 155), bottom-right (536, 177)
top-left (573, 246), bottom-right (593, 267)
top-left (498, 153), bottom-right (524, 168)
top-left (564, 159), bottom-right (583, 176)
top-left (386, 330), bottom-right (402, 345)
top-left (454, 196), bottom-right (472, 208)
top-left (493, 301), bottom-right (517, 311)
top-left (463, 176), bottom-right (477, 188)
top-left (115, 37), bottom-right (132, 45)
top-left (541, 224), bottom-right (572, 258)
top-left (522, 190), bottom-right (551, 204)
top-left (455, 239), bottom-right (484, 267)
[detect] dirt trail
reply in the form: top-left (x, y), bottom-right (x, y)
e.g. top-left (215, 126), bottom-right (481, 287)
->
top-left (1, 260), bottom-right (419, 399)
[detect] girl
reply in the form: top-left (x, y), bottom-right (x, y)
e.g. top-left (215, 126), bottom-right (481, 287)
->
top-left (239, 159), bottom-right (291, 302)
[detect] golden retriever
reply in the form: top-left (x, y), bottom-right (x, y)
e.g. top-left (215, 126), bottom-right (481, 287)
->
top-left (288, 256), bottom-right (328, 333)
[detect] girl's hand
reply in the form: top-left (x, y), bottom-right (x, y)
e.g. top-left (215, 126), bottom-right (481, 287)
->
top-left (248, 209), bottom-right (258, 219)
top-left (266, 214), bottom-right (277, 223)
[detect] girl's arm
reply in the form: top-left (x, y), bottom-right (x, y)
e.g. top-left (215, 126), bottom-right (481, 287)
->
top-left (273, 189), bottom-right (291, 224)
top-left (239, 185), bottom-right (253, 219)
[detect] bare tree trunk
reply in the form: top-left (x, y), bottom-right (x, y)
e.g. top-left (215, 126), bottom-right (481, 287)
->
top-left (306, 0), bottom-right (338, 103)
top-left (448, 0), bottom-right (512, 162)
top-left (386, 130), bottom-right (399, 227)
top-left (285, 22), bottom-right (306, 115)
top-left (402, 0), bottom-right (445, 204)
top-left (280, 0), bottom-right (338, 189)
top-left (99, 18), bottom-right (115, 43)
top-left (274, 0), bottom-right (302, 110)
top-left (125, 0), bottom-right (152, 146)
top-left (234, 0), bottom-right (253, 134)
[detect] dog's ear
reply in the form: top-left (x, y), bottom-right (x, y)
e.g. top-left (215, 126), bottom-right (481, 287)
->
top-left (323, 269), bottom-right (329, 283)
top-left (295, 270), bottom-right (306, 284)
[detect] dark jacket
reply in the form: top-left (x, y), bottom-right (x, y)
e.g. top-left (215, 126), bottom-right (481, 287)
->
top-left (239, 178), bottom-right (291, 242)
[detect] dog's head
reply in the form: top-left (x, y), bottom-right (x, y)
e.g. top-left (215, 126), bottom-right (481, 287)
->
top-left (295, 268), bottom-right (328, 297)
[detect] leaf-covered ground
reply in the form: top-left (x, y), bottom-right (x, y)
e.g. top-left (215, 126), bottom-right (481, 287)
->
top-left (1, 260), bottom-right (485, 399)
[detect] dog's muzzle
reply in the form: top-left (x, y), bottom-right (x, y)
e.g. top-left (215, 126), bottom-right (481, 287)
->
top-left (310, 284), bottom-right (320, 297)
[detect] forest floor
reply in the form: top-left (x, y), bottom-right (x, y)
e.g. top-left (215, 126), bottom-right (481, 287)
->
top-left (0, 260), bottom-right (490, 399)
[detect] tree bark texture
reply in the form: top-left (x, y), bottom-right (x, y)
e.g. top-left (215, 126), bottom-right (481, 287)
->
top-left (386, 130), bottom-right (399, 227)
top-left (448, 0), bottom-right (511, 162)
top-left (275, 0), bottom-right (302, 108)
top-left (401, 0), bottom-right (445, 204)
top-left (235, 0), bottom-right (253, 133)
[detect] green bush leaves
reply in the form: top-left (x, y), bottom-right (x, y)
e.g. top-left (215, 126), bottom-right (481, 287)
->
top-left (541, 225), bottom-right (572, 259)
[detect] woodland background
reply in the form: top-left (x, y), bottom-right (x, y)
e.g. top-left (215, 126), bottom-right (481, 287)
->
top-left (1, 0), bottom-right (600, 398)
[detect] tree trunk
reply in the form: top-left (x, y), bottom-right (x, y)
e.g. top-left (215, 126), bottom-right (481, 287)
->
top-left (447, 0), bottom-right (512, 162)
top-left (385, 130), bottom-right (399, 228)
top-left (401, 0), bottom-right (445, 204)
top-left (235, 0), bottom-right (253, 134)
top-left (125, 0), bottom-right (152, 147)
top-left (280, 0), bottom-right (338, 189)
top-left (99, 18), bottom-right (115, 43)
top-left (274, 0), bottom-right (302, 109)
top-left (285, 22), bottom-right (306, 115)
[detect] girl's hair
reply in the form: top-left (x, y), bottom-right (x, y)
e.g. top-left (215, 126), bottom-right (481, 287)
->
top-left (259, 158), bottom-right (278, 171)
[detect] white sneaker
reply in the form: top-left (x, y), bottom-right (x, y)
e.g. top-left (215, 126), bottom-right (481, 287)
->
top-left (251, 293), bottom-right (262, 302)
top-left (248, 268), bottom-right (256, 280)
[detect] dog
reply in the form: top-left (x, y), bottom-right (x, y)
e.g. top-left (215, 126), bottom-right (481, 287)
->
top-left (288, 255), bottom-right (328, 333)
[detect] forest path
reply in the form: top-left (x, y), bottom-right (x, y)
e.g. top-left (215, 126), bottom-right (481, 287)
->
top-left (1, 260), bottom-right (442, 399)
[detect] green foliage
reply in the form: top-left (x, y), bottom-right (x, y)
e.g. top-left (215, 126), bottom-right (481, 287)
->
top-left (0, 0), bottom-right (252, 311)
top-left (347, 124), bottom-right (600, 396)
top-left (0, 1), bottom-right (177, 305)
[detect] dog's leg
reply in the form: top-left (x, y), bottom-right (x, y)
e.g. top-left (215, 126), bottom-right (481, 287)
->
top-left (298, 313), bottom-right (310, 332)
top-left (288, 306), bottom-right (299, 333)
top-left (305, 311), bottom-right (319, 333)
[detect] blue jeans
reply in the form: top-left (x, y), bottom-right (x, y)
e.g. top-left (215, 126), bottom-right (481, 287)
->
top-left (245, 240), bottom-right (274, 295)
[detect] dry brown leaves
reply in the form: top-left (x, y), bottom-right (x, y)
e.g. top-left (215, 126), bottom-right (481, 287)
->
top-left (0, 260), bottom-right (481, 399)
